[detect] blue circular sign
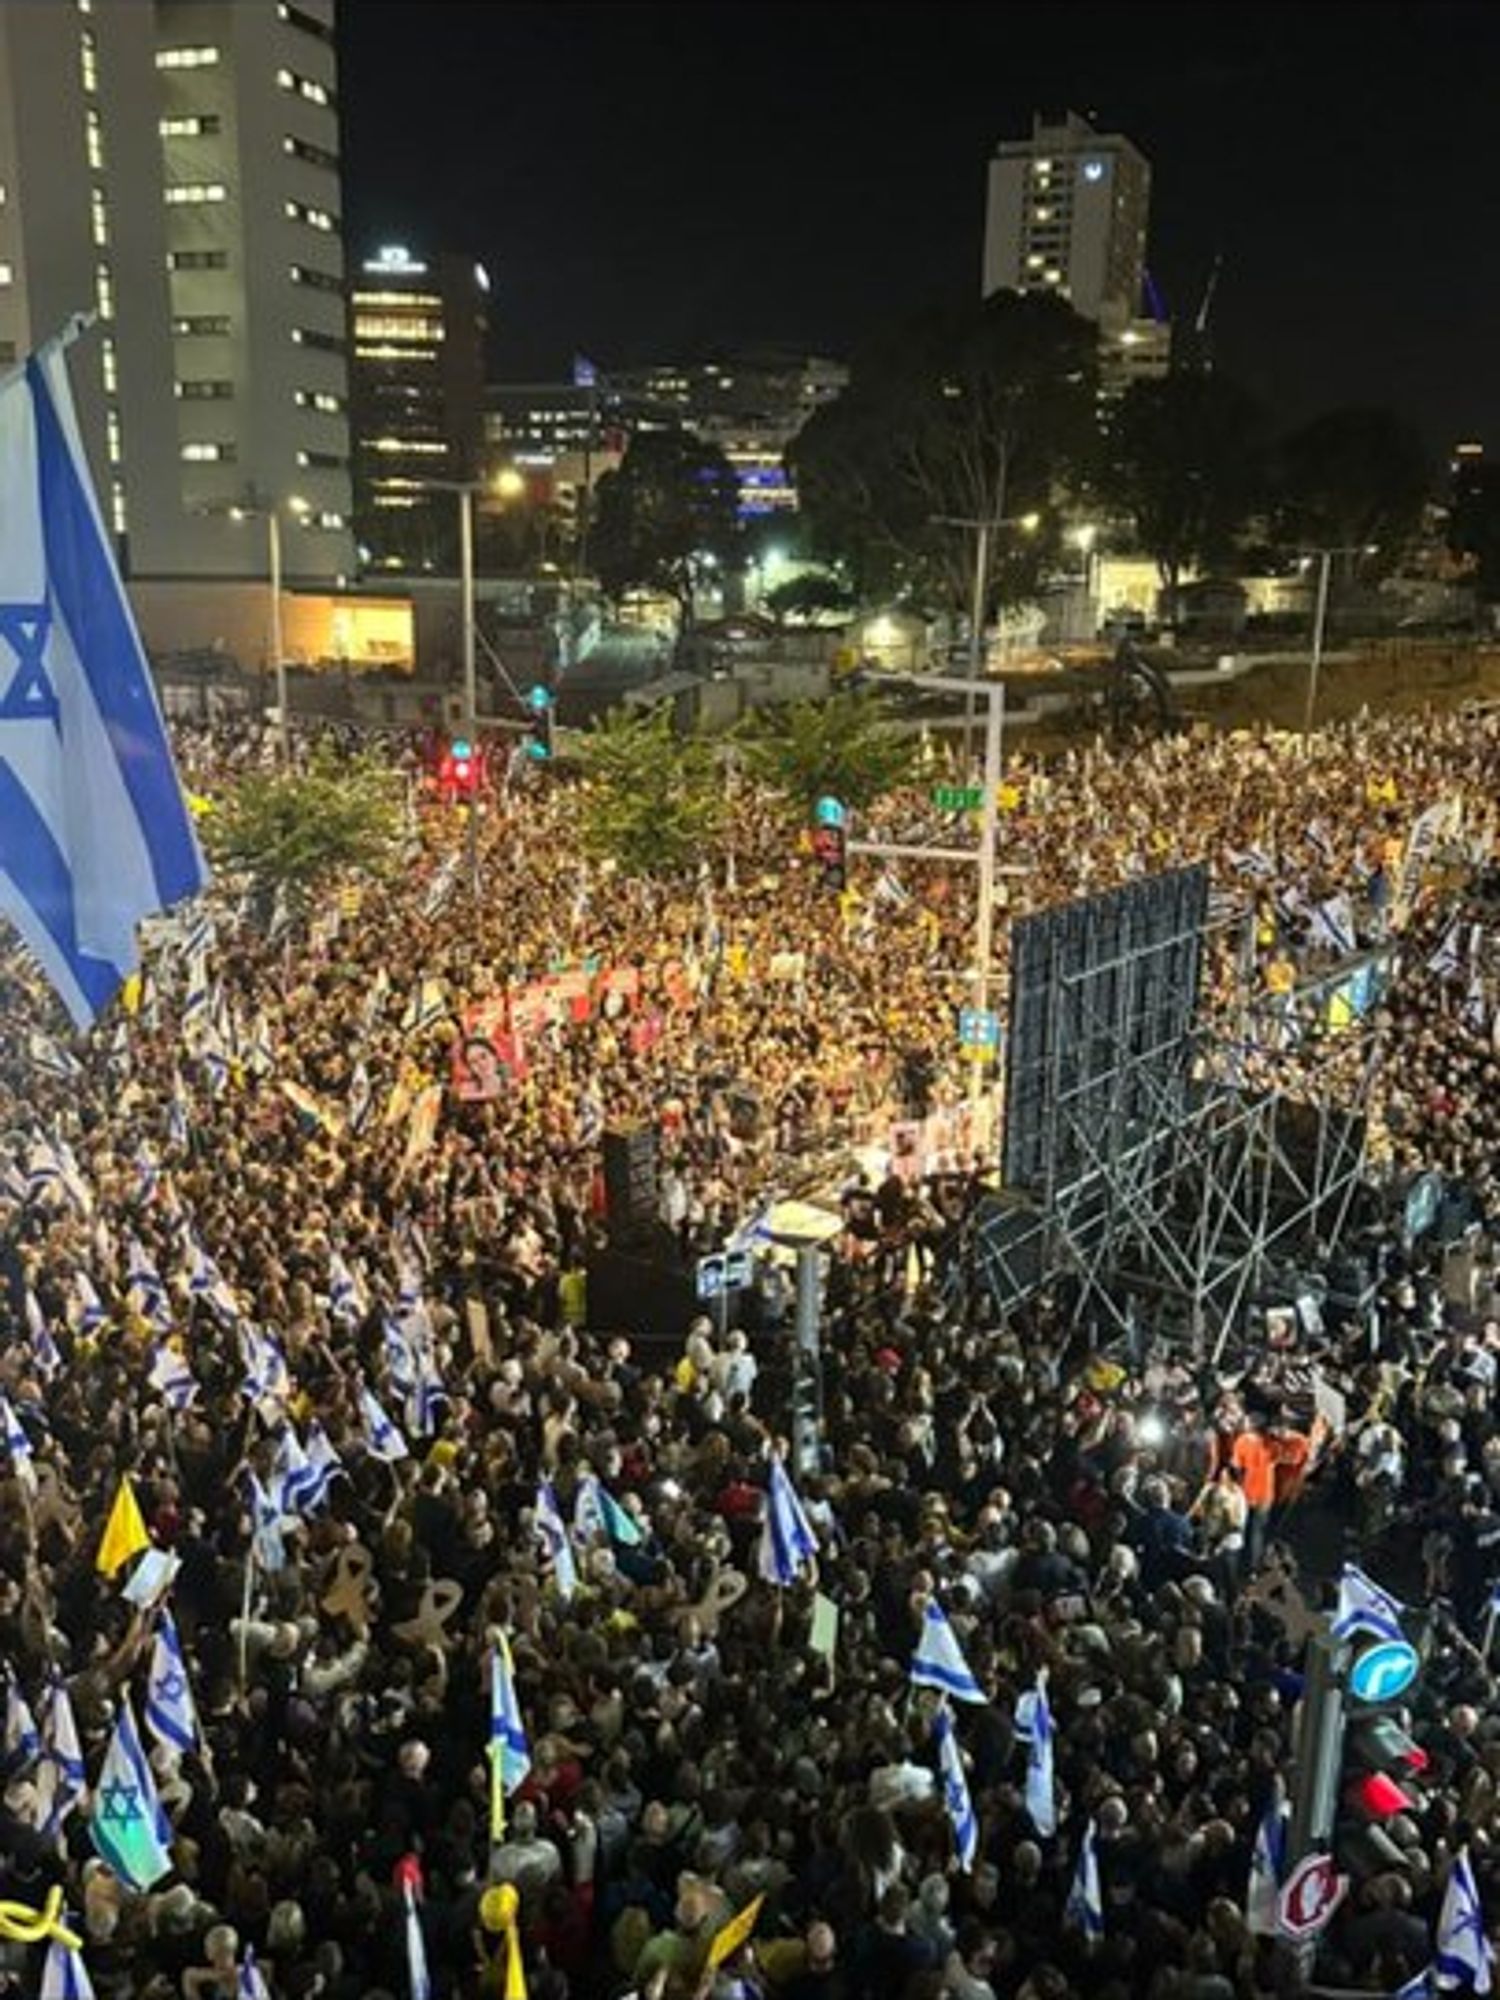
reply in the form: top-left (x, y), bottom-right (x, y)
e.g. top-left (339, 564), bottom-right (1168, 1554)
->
top-left (1349, 1639), bottom-right (1419, 1704)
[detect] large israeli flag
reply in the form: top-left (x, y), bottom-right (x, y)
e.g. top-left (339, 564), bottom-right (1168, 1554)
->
top-left (0, 333), bottom-right (207, 1027)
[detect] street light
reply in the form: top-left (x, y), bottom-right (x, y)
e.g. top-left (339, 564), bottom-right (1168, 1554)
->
top-left (1302, 544), bottom-right (1378, 732)
top-left (225, 492), bottom-right (309, 763)
top-left (1069, 522), bottom-right (1101, 639)
top-left (933, 510), bottom-right (1043, 766)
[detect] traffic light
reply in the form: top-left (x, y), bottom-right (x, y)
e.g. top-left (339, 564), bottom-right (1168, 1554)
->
top-left (525, 684), bottom-right (553, 761)
top-left (812, 794), bottom-right (846, 891)
top-left (1335, 1629), bottom-right (1427, 1878)
top-left (437, 736), bottom-right (482, 799)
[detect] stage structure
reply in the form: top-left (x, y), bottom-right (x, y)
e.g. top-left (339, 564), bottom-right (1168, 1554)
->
top-left (976, 865), bottom-right (1391, 1359)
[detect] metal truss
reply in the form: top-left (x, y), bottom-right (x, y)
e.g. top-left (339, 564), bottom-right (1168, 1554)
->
top-left (978, 897), bottom-right (1393, 1361)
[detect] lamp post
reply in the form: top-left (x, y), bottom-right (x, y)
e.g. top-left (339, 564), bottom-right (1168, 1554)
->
top-left (1069, 522), bottom-right (1100, 640)
top-left (1302, 544), bottom-right (1377, 733)
top-left (933, 511), bottom-right (1040, 768)
top-left (227, 492), bottom-right (309, 764)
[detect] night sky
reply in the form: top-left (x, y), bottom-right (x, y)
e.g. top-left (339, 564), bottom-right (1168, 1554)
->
top-left (340, 2), bottom-right (1499, 454)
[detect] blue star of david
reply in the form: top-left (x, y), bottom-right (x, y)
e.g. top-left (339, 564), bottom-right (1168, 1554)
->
top-left (0, 603), bottom-right (59, 726)
top-left (154, 1669), bottom-right (186, 1702)
top-left (99, 1779), bottom-right (141, 1826)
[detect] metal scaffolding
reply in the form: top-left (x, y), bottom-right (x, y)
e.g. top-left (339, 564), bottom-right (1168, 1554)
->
top-left (976, 886), bottom-right (1392, 1362)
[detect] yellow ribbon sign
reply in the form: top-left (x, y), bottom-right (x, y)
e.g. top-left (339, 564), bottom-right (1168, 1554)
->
top-left (0, 1885), bottom-right (82, 1950)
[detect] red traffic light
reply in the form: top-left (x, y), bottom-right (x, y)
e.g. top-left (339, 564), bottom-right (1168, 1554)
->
top-left (1353, 1771), bottom-right (1415, 1818)
top-left (453, 757), bottom-right (472, 784)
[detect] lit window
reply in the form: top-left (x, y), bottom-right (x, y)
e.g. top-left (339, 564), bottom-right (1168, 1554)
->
top-left (290, 263), bottom-right (342, 293)
top-left (78, 0), bottom-right (93, 12)
top-left (1034, 207), bottom-right (1052, 223)
top-left (79, 28), bottom-right (97, 93)
top-left (284, 198), bottom-right (337, 233)
top-left (180, 442), bottom-right (235, 462)
top-left (276, 66), bottom-right (332, 108)
top-left (1034, 158), bottom-right (1053, 173)
top-left (352, 314), bottom-right (441, 342)
top-left (160, 114), bottom-right (222, 137)
top-left (0, 185), bottom-right (6, 205)
top-left (296, 448), bottom-right (347, 470)
top-left (169, 249), bottom-right (228, 272)
top-left (156, 46), bottom-right (220, 69)
top-left (283, 134), bottom-right (337, 171)
top-left (1026, 253), bottom-right (1045, 269)
top-left (86, 108), bottom-right (104, 171)
top-left (1044, 270), bottom-right (1062, 284)
top-left (0, 264), bottom-right (12, 286)
top-left (295, 388), bottom-right (344, 413)
top-left (94, 261), bottom-right (114, 319)
top-left (109, 479), bottom-right (127, 535)
top-left (165, 182), bottom-right (228, 205)
top-left (172, 314), bottom-right (231, 336)
top-left (312, 510), bottom-right (345, 529)
top-left (105, 409), bottom-right (122, 465)
top-left (101, 337), bottom-right (117, 392)
top-left (90, 186), bottom-right (109, 247)
top-left (175, 379), bottom-right (234, 400)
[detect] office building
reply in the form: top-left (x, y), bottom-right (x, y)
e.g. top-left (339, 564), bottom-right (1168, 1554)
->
top-left (349, 244), bottom-right (490, 573)
top-left (0, 0), bottom-right (354, 584)
top-left (982, 109), bottom-right (1169, 390)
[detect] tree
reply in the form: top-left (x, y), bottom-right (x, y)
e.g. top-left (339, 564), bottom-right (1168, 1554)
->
top-left (1447, 463), bottom-right (1500, 603)
top-left (738, 692), bottom-right (917, 813)
top-left (589, 430), bottom-right (741, 646)
top-left (203, 750), bottom-right (405, 905)
top-left (764, 572), bottom-right (854, 624)
top-left (571, 704), bottom-right (726, 877)
top-left (1098, 372), bottom-right (1265, 597)
top-left (1270, 407), bottom-right (1430, 568)
top-left (789, 290), bottom-right (1099, 616)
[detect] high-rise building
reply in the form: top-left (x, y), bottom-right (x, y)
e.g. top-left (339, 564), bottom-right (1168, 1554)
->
top-left (349, 244), bottom-right (490, 573)
top-left (0, 0), bottom-right (354, 583)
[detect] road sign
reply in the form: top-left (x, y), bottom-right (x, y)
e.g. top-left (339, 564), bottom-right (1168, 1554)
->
top-left (697, 1250), bottom-right (756, 1302)
top-left (933, 784), bottom-right (983, 812)
top-left (1277, 1853), bottom-right (1348, 1939)
top-left (1348, 1639), bottom-right (1420, 1705)
top-left (958, 1007), bottom-right (1001, 1060)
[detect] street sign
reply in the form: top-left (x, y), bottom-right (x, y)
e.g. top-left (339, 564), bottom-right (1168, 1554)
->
top-left (1348, 1639), bottom-right (1420, 1705)
top-left (1277, 1853), bottom-right (1348, 1940)
top-left (933, 784), bottom-right (983, 812)
top-left (958, 1007), bottom-right (1001, 1060)
top-left (697, 1250), bottom-right (756, 1302)
top-left (815, 795), bottom-right (846, 829)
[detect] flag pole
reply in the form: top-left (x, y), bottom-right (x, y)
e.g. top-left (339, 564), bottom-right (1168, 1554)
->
top-left (237, 1543), bottom-right (256, 1697)
top-left (1484, 1594), bottom-right (1499, 1664)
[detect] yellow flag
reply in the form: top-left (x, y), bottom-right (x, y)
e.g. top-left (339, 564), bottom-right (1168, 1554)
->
top-left (96, 1474), bottom-right (150, 1577)
top-left (120, 973), bottom-right (142, 1017)
top-left (707, 1893), bottom-right (765, 1972)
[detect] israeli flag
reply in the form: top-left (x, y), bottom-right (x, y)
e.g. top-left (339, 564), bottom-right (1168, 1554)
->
top-left (535, 1478), bottom-right (578, 1600)
top-left (573, 1471), bottom-right (645, 1549)
top-left (133, 1141), bottom-right (160, 1205)
top-left (88, 1694), bottom-right (173, 1891)
top-left (758, 1453), bottom-right (818, 1586)
top-left (1014, 1672), bottom-right (1058, 1837)
top-left (0, 334), bottom-right (208, 1025)
top-left (934, 1702), bottom-right (977, 1872)
top-left (328, 1248), bottom-right (367, 1325)
top-left (127, 1237), bottom-right (171, 1328)
top-left (36, 1674), bottom-right (85, 1833)
top-left (490, 1635), bottom-right (532, 1794)
top-left (189, 1236), bottom-right (240, 1321)
top-left (1245, 1790), bottom-right (1288, 1937)
top-left (347, 1059), bottom-right (372, 1134)
top-left (1066, 1818), bottom-right (1105, 1938)
top-left (910, 1599), bottom-right (986, 1704)
top-left (382, 1315), bottom-right (417, 1396)
top-left (148, 1342), bottom-right (198, 1412)
top-left (39, 1933), bottom-right (95, 2000)
top-left (69, 1270), bottom-right (104, 1333)
top-left (4, 1673), bottom-right (40, 1767)
top-left (0, 1391), bottom-right (36, 1491)
top-left (402, 1875), bottom-right (432, 2000)
top-left (144, 1607), bottom-right (200, 1758)
top-left (359, 1383), bottom-right (409, 1462)
top-left (236, 1947), bottom-right (272, 2000)
top-left (27, 1029), bottom-right (81, 1079)
top-left (1437, 1846), bottom-right (1493, 1995)
top-left (1429, 920), bottom-right (1465, 983)
top-left (247, 1471), bottom-right (287, 1573)
top-left (1396, 1970), bottom-right (1434, 2000)
top-left (239, 1326), bottom-right (289, 1408)
top-left (165, 1073), bottom-right (190, 1150)
top-left (419, 850), bottom-right (461, 921)
top-left (1332, 1563), bottom-right (1405, 1644)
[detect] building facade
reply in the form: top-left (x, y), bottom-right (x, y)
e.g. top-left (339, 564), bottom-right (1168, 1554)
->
top-left (0, 0), bottom-right (354, 583)
top-left (982, 109), bottom-right (1169, 390)
top-left (349, 244), bottom-right (490, 574)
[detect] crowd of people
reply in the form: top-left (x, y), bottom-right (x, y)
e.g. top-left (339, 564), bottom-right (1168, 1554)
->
top-left (0, 701), bottom-right (1498, 2000)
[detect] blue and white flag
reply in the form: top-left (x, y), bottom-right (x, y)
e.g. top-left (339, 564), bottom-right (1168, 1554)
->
top-left (188, 1236), bottom-right (240, 1322)
top-left (359, 1383), bottom-right (409, 1462)
top-left (910, 1599), bottom-right (986, 1704)
top-left (535, 1478), bottom-right (578, 1601)
top-left (147, 1342), bottom-right (197, 1412)
top-left (934, 1702), bottom-right (977, 1872)
top-left (89, 1694), bottom-right (173, 1890)
top-left (144, 1607), bottom-right (199, 1758)
top-left (1066, 1817), bottom-right (1105, 1938)
top-left (758, 1453), bottom-right (818, 1587)
top-left (0, 334), bottom-right (208, 1026)
top-left (25, 1287), bottom-right (61, 1379)
top-left (1437, 1846), bottom-right (1493, 1995)
top-left (133, 1142), bottom-right (160, 1206)
top-left (298, 1420), bottom-right (344, 1512)
top-left (328, 1248), bottom-right (366, 1325)
top-left (1332, 1563), bottom-right (1405, 1644)
top-left (1396, 1969), bottom-right (1434, 2000)
top-left (1014, 1671), bottom-right (1058, 1837)
top-left (0, 1391), bottom-right (36, 1491)
top-left (39, 1932), bottom-right (95, 2000)
top-left (36, 1674), bottom-right (85, 1834)
top-left (69, 1270), bottom-right (104, 1334)
top-left (1245, 1788), bottom-right (1288, 1937)
top-left (165, 1072), bottom-right (190, 1151)
top-left (1310, 894), bottom-right (1357, 957)
top-left (26, 1029), bottom-right (81, 1079)
top-left (247, 1471), bottom-right (288, 1573)
top-left (236, 1946), bottom-right (271, 2000)
top-left (240, 1326), bottom-right (290, 1408)
top-left (490, 1634), bottom-right (532, 1796)
top-left (4, 1673), bottom-right (39, 1767)
top-left (1429, 921), bottom-right (1466, 983)
top-left (127, 1237), bottom-right (171, 1328)
top-left (347, 1059), bottom-right (372, 1133)
top-left (402, 1874), bottom-right (431, 2000)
